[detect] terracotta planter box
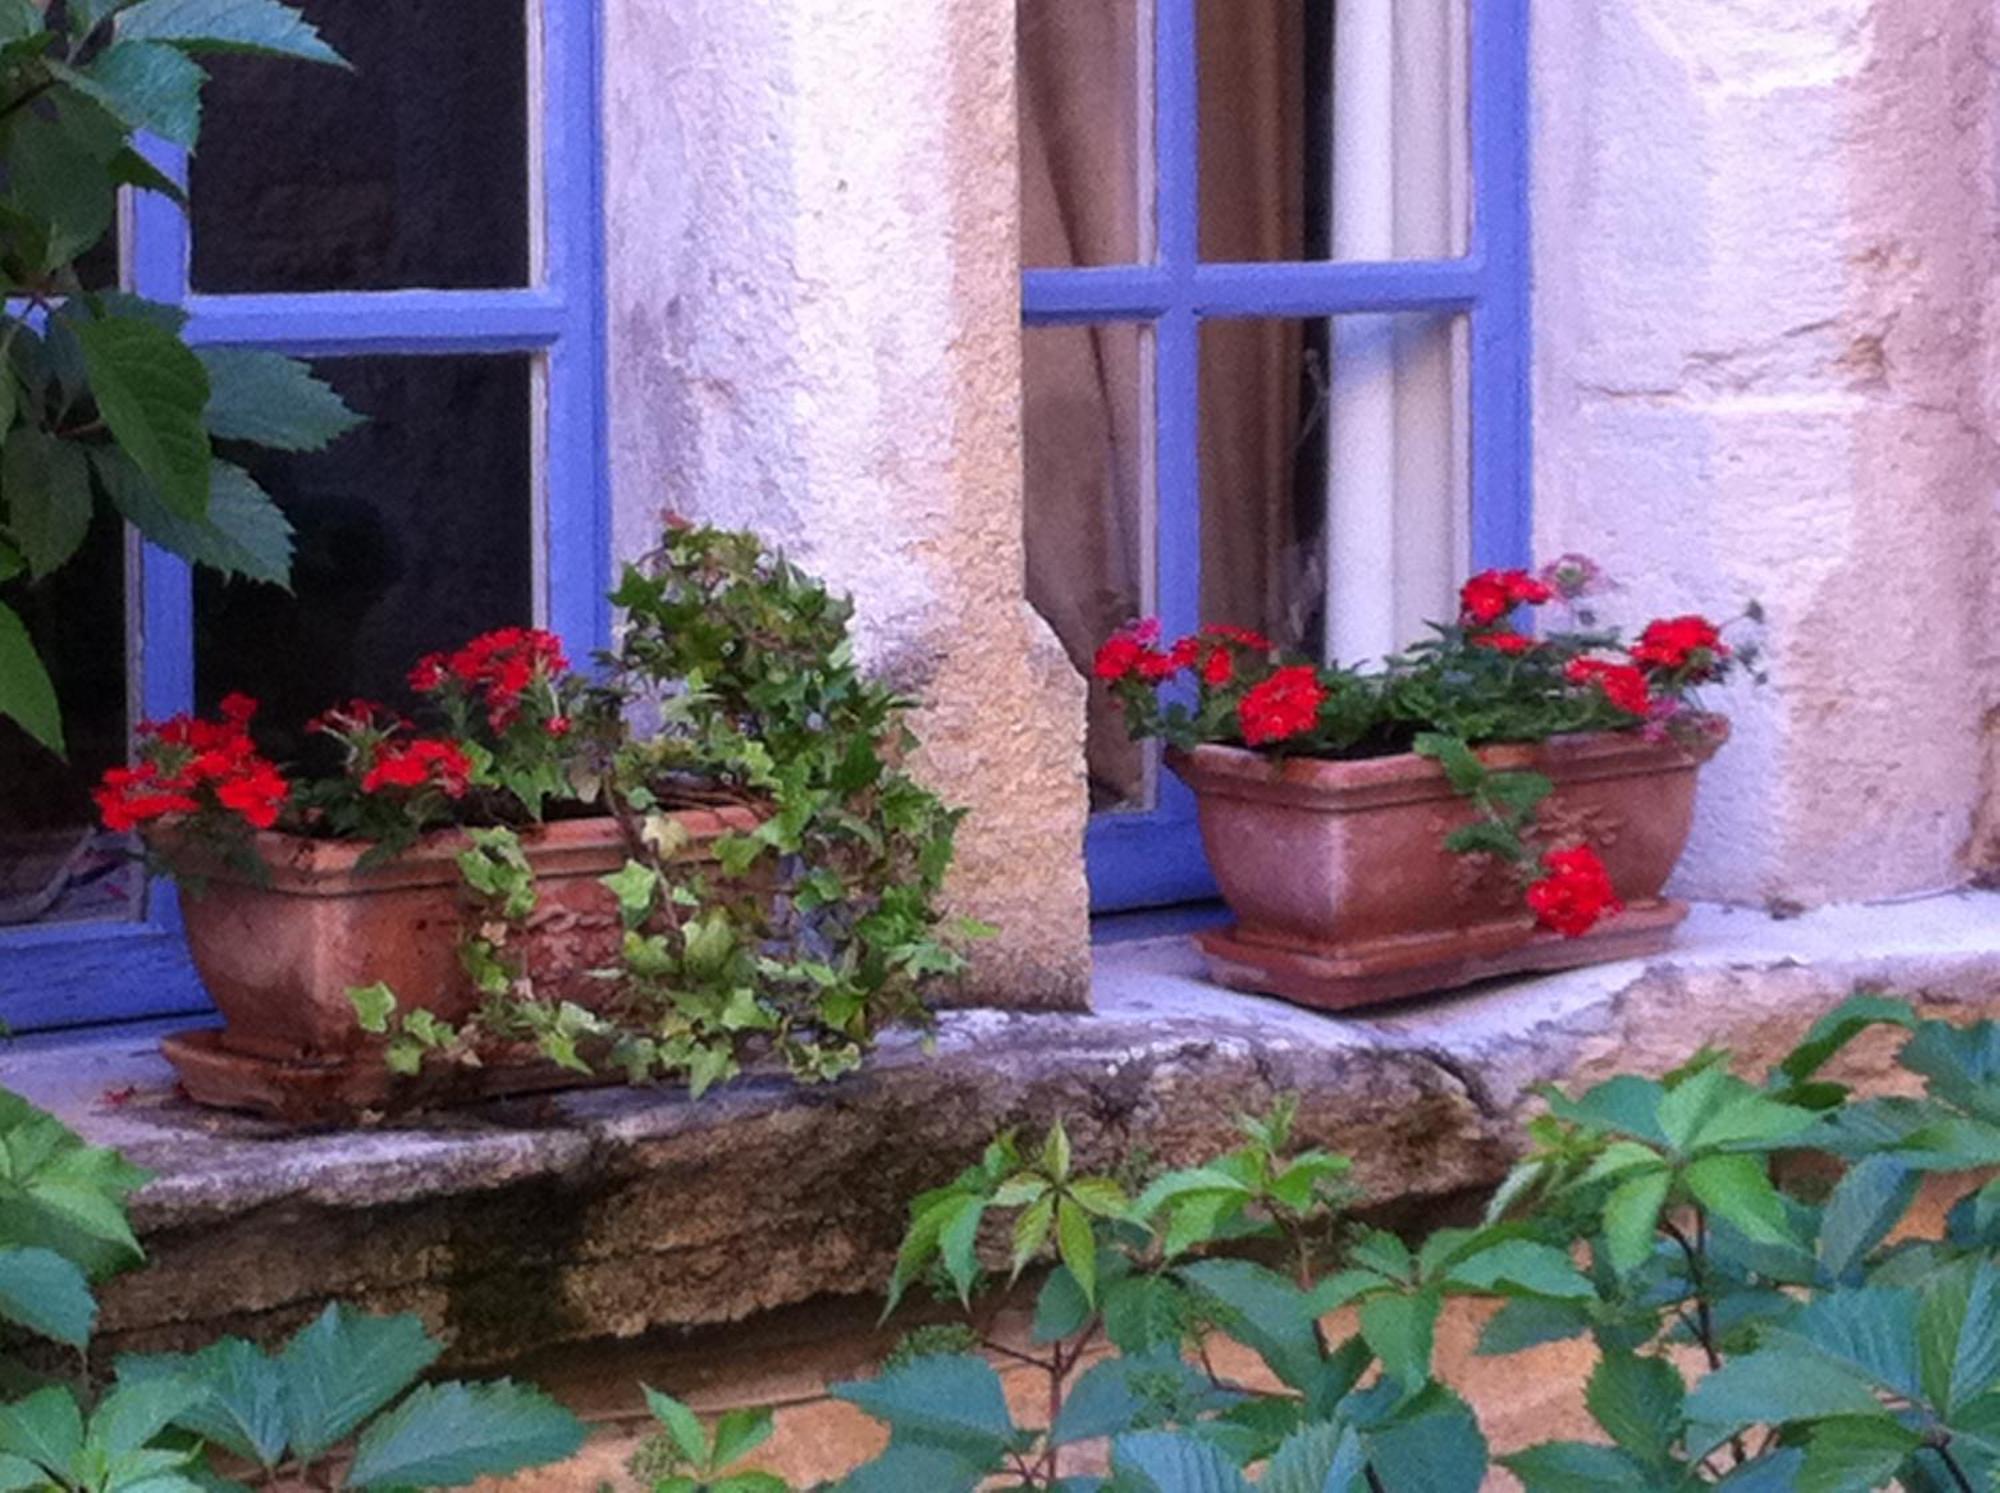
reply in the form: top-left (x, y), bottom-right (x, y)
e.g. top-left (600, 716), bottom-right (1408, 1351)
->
top-left (1170, 726), bottom-right (1726, 1012)
top-left (157, 809), bottom-right (759, 1122)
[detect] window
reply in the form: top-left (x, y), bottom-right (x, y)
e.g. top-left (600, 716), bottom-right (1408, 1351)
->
top-left (0, 1), bottom-right (606, 1033)
top-left (1020, 0), bottom-right (1530, 910)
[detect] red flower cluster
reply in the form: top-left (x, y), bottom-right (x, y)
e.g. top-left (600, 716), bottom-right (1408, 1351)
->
top-left (410, 627), bottom-right (570, 729)
top-left (1460, 569), bottom-right (1553, 627)
top-left (94, 694), bottom-right (290, 834)
top-left (360, 738), bottom-right (474, 798)
top-left (1565, 657), bottom-right (1652, 716)
top-left (1631, 615), bottom-right (1729, 675)
top-left (1238, 666), bottom-right (1327, 746)
top-left (1525, 845), bottom-right (1623, 939)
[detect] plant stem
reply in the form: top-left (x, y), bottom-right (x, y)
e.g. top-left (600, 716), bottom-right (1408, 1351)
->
top-left (1937, 1443), bottom-right (1977, 1493)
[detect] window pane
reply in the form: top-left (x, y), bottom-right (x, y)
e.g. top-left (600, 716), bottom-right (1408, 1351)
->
top-left (0, 515), bottom-right (143, 926)
top-left (195, 356), bottom-right (536, 757)
top-left (1020, 0), bottom-right (1149, 268)
top-left (189, 0), bottom-right (531, 293)
top-left (1198, 313), bottom-right (1468, 665)
top-left (1198, 0), bottom-right (1468, 262)
top-left (1023, 322), bottom-right (1152, 811)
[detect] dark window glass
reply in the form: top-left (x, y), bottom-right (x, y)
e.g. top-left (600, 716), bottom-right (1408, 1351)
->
top-left (195, 356), bottom-right (535, 758)
top-left (189, 0), bottom-right (530, 293)
top-left (0, 514), bottom-right (142, 925)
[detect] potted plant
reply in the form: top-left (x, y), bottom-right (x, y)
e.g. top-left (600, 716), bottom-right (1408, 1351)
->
top-left (97, 524), bottom-right (971, 1121)
top-left (1096, 557), bottom-right (1758, 1010)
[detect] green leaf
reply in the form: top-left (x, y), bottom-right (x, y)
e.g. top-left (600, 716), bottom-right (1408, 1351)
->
top-left (1260, 1420), bottom-right (1367, 1493)
top-left (1444, 1240), bottom-right (1594, 1301)
top-left (4, 428), bottom-right (93, 578)
top-left (830, 1355), bottom-right (1017, 1464)
top-left (1413, 732), bottom-right (1485, 793)
top-left (66, 40), bottom-right (206, 146)
top-left (275, 1306), bottom-right (441, 1461)
top-left (344, 1379), bottom-right (585, 1490)
top-left (86, 1375), bottom-right (202, 1461)
top-left (1475, 1297), bottom-right (1592, 1356)
top-left (0, 1451), bottom-right (44, 1493)
top-left (96, 452), bottom-right (292, 585)
top-left (117, 0), bottom-right (344, 64)
top-left (938, 1194), bottom-right (984, 1305)
top-left (1069, 1177), bottom-right (1129, 1219)
top-left (1684, 1154), bottom-right (1794, 1249)
top-left (1030, 1264), bottom-right (1091, 1344)
top-left (1918, 1260), bottom-right (2000, 1414)
top-left (1797, 1416), bottom-right (1921, 1493)
top-left (1056, 1196), bottom-right (1096, 1304)
top-left (1010, 1191), bottom-right (1055, 1281)
top-left (1547, 1076), bottom-right (1669, 1146)
top-left (0, 600), bottom-right (61, 755)
top-left (194, 348), bottom-right (361, 451)
top-left (76, 312), bottom-right (212, 520)
top-left (642, 1385), bottom-right (708, 1465)
top-left (1903, 1019), bottom-right (2000, 1125)
top-left (1601, 1167), bottom-right (1671, 1274)
top-left (1049, 1355), bottom-right (1163, 1448)
top-left (884, 1192), bottom-right (958, 1317)
top-left (346, 983), bottom-right (396, 1035)
top-left (119, 1338), bottom-right (288, 1467)
top-left (1359, 1290), bottom-right (1439, 1392)
top-left (1101, 1274), bottom-right (1187, 1356)
top-left (2, 105), bottom-right (118, 268)
top-left (1818, 1155), bottom-right (1920, 1280)
top-left (1683, 1349), bottom-right (1884, 1454)
top-left (0, 1246), bottom-right (96, 1347)
top-left (0, 1386), bottom-right (83, 1475)
top-left (1177, 1259), bottom-right (1323, 1393)
top-left (1585, 1353), bottom-right (1684, 1469)
top-left (1779, 994), bottom-right (1919, 1088)
top-left (1109, 1430), bottom-right (1251, 1493)
top-left (1042, 1119), bottom-right (1072, 1181)
top-left (0, 0), bottom-right (41, 42)
top-left (709, 1406), bottom-right (775, 1471)
top-left (1360, 1385), bottom-right (1489, 1493)
top-left (1657, 1065), bottom-right (1731, 1153)
top-left (712, 1473), bottom-right (789, 1493)
top-left (1504, 1442), bottom-right (1664, 1492)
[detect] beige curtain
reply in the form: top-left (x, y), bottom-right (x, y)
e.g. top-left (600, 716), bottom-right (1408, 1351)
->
top-left (1021, 0), bottom-right (1308, 805)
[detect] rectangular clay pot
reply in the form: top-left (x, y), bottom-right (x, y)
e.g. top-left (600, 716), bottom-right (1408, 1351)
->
top-left (159, 809), bottom-right (759, 1063)
top-left (1169, 726), bottom-right (1726, 1011)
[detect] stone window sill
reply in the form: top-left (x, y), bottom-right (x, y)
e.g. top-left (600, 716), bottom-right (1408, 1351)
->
top-left (8, 892), bottom-right (1999, 1364)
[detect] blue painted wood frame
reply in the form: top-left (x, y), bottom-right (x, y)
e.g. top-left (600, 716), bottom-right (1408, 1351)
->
top-left (1, 1), bottom-right (608, 1034)
top-left (1026, 0), bottom-right (1532, 912)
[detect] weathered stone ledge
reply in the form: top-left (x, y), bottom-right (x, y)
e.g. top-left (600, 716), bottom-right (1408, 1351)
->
top-left (7, 893), bottom-right (2000, 1366)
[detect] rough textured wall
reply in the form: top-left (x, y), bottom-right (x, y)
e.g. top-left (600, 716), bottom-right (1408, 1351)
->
top-left (1533, 0), bottom-right (2000, 905)
top-left (602, 0), bottom-right (1092, 1007)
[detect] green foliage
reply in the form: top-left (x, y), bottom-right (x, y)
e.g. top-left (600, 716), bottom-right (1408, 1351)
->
top-left (386, 523), bottom-right (975, 1099)
top-left (0, 1087), bottom-right (583, 1491)
top-left (667, 994), bottom-right (2000, 1491)
top-left (0, 0), bottom-right (361, 751)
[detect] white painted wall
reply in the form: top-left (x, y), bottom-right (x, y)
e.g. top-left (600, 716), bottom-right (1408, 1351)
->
top-left (1531, 0), bottom-right (2000, 905)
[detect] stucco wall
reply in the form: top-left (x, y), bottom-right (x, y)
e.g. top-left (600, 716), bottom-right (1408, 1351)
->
top-left (1532, 0), bottom-right (2000, 906)
top-left (601, 0), bottom-right (1091, 1008)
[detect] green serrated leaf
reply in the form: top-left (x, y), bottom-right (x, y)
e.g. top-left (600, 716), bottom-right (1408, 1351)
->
top-left (346, 983), bottom-right (396, 1035)
top-left (1056, 1196), bottom-right (1096, 1304)
top-left (0, 1246), bottom-right (96, 1348)
top-left (1602, 1167), bottom-right (1671, 1275)
top-left (830, 1355), bottom-right (1017, 1465)
top-left (194, 347), bottom-right (361, 451)
top-left (95, 451), bottom-right (293, 586)
top-left (1360, 1289), bottom-right (1440, 1392)
top-left (4, 427), bottom-right (92, 578)
top-left (119, 1337), bottom-right (288, 1468)
top-left (1585, 1352), bottom-right (1684, 1469)
top-left (345, 1379), bottom-right (585, 1490)
top-left (63, 40), bottom-right (206, 146)
top-left (643, 1385), bottom-right (709, 1466)
top-left (1684, 1154), bottom-right (1793, 1250)
top-left (276, 1306), bottom-right (440, 1461)
top-left (0, 599), bottom-right (62, 755)
top-left (0, 1386), bottom-right (84, 1477)
top-left (76, 311), bottom-right (212, 519)
top-left (117, 0), bottom-right (345, 65)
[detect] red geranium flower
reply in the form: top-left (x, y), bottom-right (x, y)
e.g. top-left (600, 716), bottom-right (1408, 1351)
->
top-left (1202, 624), bottom-right (1274, 652)
top-left (1460, 569), bottom-right (1553, 627)
top-left (1201, 646), bottom-right (1234, 687)
top-left (1566, 657), bottom-right (1652, 716)
top-left (1238, 666), bottom-right (1327, 746)
top-left (1093, 633), bottom-right (1146, 682)
top-left (1137, 636), bottom-right (1200, 682)
top-left (1471, 630), bottom-right (1536, 655)
top-left (1631, 615), bottom-right (1729, 675)
top-left (1526, 845), bottom-right (1623, 938)
top-left (361, 738), bottom-right (474, 798)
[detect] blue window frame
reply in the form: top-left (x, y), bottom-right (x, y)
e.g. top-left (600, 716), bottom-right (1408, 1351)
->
top-left (1025, 0), bottom-right (1531, 911)
top-left (0, 2), bottom-right (607, 1034)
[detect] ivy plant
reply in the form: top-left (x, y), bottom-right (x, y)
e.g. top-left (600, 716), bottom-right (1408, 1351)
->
top-left (0, 0), bottom-right (362, 755)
